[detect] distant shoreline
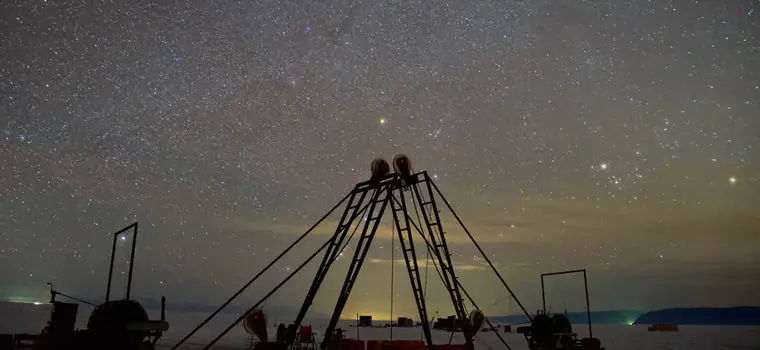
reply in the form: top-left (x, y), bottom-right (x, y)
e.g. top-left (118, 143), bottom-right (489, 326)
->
top-left (487, 307), bottom-right (760, 326)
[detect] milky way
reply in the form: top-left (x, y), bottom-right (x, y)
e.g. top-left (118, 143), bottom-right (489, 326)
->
top-left (1, 0), bottom-right (758, 321)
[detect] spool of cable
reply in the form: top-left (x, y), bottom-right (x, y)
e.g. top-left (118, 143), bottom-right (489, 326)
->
top-left (243, 309), bottom-right (268, 342)
top-left (370, 158), bottom-right (390, 181)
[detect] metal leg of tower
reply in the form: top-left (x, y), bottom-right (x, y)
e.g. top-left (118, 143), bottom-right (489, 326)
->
top-left (321, 185), bottom-right (392, 350)
top-left (389, 188), bottom-right (434, 350)
top-left (292, 186), bottom-right (371, 330)
top-left (402, 206), bottom-right (513, 350)
top-left (411, 174), bottom-right (474, 348)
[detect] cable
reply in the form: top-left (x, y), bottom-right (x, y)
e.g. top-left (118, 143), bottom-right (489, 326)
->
top-left (202, 233), bottom-right (337, 349)
top-left (172, 191), bottom-right (353, 350)
top-left (389, 222), bottom-right (395, 340)
top-left (429, 178), bottom-right (532, 321)
top-left (204, 201), bottom-right (371, 350)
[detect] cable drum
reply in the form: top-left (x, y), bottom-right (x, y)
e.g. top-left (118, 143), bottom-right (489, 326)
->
top-left (87, 300), bottom-right (150, 347)
top-left (370, 158), bottom-right (390, 181)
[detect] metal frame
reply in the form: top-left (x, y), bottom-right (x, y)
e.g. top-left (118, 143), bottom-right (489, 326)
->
top-left (540, 269), bottom-right (593, 339)
top-left (322, 183), bottom-right (393, 348)
top-left (106, 222), bottom-right (139, 302)
top-left (411, 173), bottom-right (470, 333)
top-left (173, 170), bottom-right (532, 350)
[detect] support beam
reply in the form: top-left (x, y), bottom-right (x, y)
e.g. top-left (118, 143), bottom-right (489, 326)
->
top-left (393, 195), bottom-right (513, 350)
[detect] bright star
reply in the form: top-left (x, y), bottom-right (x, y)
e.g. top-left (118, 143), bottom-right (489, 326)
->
top-left (728, 176), bottom-right (737, 184)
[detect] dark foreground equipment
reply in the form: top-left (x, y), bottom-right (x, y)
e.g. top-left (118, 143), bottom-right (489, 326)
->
top-left (10, 223), bottom-right (169, 350)
top-left (516, 269), bottom-right (604, 350)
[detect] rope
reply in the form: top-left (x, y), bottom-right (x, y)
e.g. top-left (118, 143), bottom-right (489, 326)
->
top-left (390, 221), bottom-right (395, 340)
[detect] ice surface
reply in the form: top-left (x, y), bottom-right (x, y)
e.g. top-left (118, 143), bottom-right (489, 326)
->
top-left (3, 303), bottom-right (758, 350)
top-left (152, 319), bottom-right (760, 350)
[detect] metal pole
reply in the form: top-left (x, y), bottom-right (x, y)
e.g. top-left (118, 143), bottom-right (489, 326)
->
top-left (126, 222), bottom-right (138, 300)
top-left (171, 191), bottom-right (353, 350)
top-left (584, 270), bottom-right (592, 338)
top-left (202, 235), bottom-right (335, 350)
top-left (429, 178), bottom-right (533, 321)
top-left (389, 223), bottom-right (395, 341)
top-left (106, 222), bottom-right (137, 302)
top-left (106, 228), bottom-right (118, 302)
top-left (541, 275), bottom-right (546, 314)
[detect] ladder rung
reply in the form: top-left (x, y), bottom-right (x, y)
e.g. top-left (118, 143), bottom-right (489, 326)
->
top-left (421, 201), bottom-right (433, 206)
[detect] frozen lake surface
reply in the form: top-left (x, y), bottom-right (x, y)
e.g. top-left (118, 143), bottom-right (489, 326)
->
top-left (3, 303), bottom-right (758, 350)
top-left (150, 313), bottom-right (760, 350)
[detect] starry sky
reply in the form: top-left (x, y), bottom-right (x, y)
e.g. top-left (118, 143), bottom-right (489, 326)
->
top-left (1, 0), bottom-right (759, 322)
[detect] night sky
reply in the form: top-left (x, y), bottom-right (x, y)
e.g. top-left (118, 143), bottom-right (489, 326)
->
top-left (1, 0), bottom-right (759, 321)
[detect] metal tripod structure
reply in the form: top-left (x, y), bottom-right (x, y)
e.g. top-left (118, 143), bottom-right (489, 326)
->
top-left (172, 170), bottom-right (533, 350)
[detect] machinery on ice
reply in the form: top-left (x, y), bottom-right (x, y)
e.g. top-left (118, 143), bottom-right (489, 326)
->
top-left (3, 155), bottom-right (605, 350)
top-left (7, 223), bottom-right (169, 350)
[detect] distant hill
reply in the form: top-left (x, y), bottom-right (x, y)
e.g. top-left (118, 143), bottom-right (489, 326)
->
top-left (634, 307), bottom-right (760, 326)
top-left (487, 310), bottom-right (643, 325)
